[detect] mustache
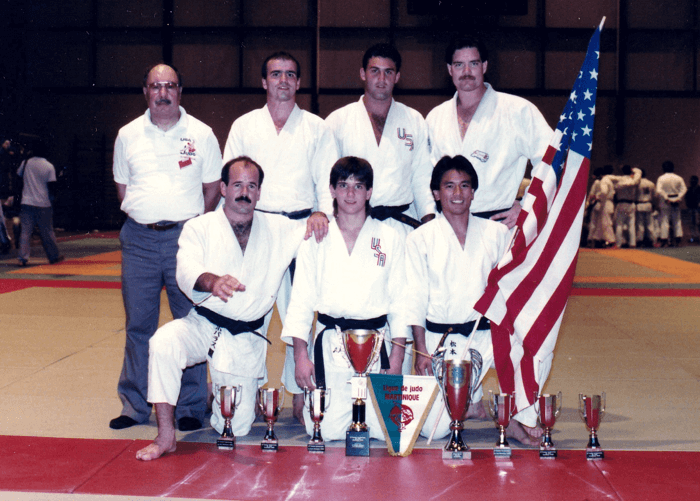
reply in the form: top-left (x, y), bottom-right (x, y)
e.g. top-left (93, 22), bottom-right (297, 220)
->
top-left (234, 196), bottom-right (252, 204)
top-left (155, 98), bottom-right (172, 105)
top-left (459, 75), bottom-right (475, 81)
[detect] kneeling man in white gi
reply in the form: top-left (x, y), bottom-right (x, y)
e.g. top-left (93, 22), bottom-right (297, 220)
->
top-left (405, 155), bottom-right (541, 446)
top-left (282, 156), bottom-right (408, 441)
top-left (136, 156), bottom-right (323, 460)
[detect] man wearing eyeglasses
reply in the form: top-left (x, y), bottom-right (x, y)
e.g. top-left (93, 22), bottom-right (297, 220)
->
top-left (110, 64), bottom-right (222, 432)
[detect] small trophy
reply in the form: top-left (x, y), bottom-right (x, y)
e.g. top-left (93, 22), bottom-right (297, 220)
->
top-left (579, 392), bottom-right (606, 460)
top-left (341, 328), bottom-right (384, 457)
top-left (217, 385), bottom-right (242, 450)
top-left (487, 391), bottom-right (516, 458)
top-left (433, 350), bottom-right (483, 460)
top-left (304, 387), bottom-right (331, 452)
top-left (535, 391), bottom-right (562, 459)
top-left (258, 386), bottom-right (285, 452)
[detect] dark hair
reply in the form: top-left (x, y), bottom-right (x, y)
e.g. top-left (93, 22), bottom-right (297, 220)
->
top-left (603, 164), bottom-right (614, 175)
top-left (662, 160), bottom-right (675, 173)
top-left (261, 52), bottom-right (301, 80)
top-left (430, 155), bottom-right (478, 213)
top-left (622, 164), bottom-right (632, 175)
top-left (330, 156), bottom-right (374, 217)
top-left (640, 168), bottom-right (647, 178)
top-left (222, 156), bottom-right (264, 187)
top-left (445, 36), bottom-right (489, 65)
top-left (593, 167), bottom-right (603, 178)
top-left (691, 175), bottom-right (699, 184)
top-left (362, 43), bottom-right (402, 72)
top-left (142, 64), bottom-right (183, 88)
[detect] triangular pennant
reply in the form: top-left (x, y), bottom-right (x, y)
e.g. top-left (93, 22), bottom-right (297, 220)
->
top-left (368, 374), bottom-right (438, 457)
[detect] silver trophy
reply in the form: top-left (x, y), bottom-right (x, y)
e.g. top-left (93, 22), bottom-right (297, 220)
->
top-left (304, 387), bottom-right (331, 453)
top-left (535, 391), bottom-right (562, 459)
top-left (487, 391), bottom-right (516, 458)
top-left (433, 345), bottom-right (483, 460)
top-left (258, 386), bottom-right (285, 452)
top-left (579, 392), bottom-right (606, 460)
top-left (217, 385), bottom-right (242, 450)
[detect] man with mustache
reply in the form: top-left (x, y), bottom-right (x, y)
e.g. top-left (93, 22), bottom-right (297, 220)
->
top-left (223, 52), bottom-right (339, 423)
top-left (427, 36), bottom-right (552, 229)
top-left (110, 64), bottom-right (222, 432)
top-left (137, 156), bottom-right (318, 461)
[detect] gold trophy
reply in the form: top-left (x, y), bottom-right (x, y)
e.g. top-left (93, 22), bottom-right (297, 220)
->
top-left (341, 328), bottom-right (384, 457)
top-left (258, 386), bottom-right (285, 452)
top-left (535, 391), bottom-right (562, 459)
top-left (487, 391), bottom-right (516, 458)
top-left (217, 385), bottom-right (242, 450)
top-left (304, 387), bottom-right (331, 452)
top-left (433, 348), bottom-right (483, 460)
top-left (579, 392), bottom-right (606, 460)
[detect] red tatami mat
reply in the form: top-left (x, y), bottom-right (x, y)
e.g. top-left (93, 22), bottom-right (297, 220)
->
top-left (1, 437), bottom-right (698, 500)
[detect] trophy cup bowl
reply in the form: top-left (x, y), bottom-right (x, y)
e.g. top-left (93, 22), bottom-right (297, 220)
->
top-left (217, 385), bottom-right (242, 450)
top-left (304, 387), bottom-right (330, 453)
top-left (341, 329), bottom-right (383, 457)
top-left (437, 358), bottom-right (474, 460)
top-left (487, 391), bottom-right (516, 458)
top-left (535, 391), bottom-right (562, 459)
top-left (259, 386), bottom-right (285, 452)
top-left (579, 392), bottom-right (606, 460)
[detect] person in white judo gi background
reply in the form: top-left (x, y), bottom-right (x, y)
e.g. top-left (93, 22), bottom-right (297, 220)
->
top-left (426, 36), bottom-right (552, 229)
top-left (636, 169), bottom-right (658, 247)
top-left (325, 43), bottom-right (436, 374)
top-left (281, 156), bottom-right (408, 442)
top-left (136, 156), bottom-right (324, 461)
top-left (656, 160), bottom-right (687, 247)
top-left (405, 155), bottom-right (542, 446)
top-left (223, 51), bottom-right (339, 423)
top-left (610, 165), bottom-right (642, 248)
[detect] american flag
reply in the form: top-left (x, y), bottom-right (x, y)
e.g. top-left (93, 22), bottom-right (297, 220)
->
top-left (474, 19), bottom-right (604, 414)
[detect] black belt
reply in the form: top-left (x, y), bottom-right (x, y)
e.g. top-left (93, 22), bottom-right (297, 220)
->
top-left (314, 313), bottom-right (389, 389)
top-left (255, 208), bottom-right (312, 220)
top-left (617, 199), bottom-right (635, 204)
top-left (472, 207), bottom-right (510, 220)
top-left (195, 306), bottom-right (268, 358)
top-left (370, 204), bottom-right (422, 229)
top-left (426, 318), bottom-right (490, 337)
top-left (130, 218), bottom-right (187, 231)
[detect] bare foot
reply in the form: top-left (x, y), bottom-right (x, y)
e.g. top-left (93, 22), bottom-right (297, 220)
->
top-left (466, 400), bottom-right (488, 420)
top-left (506, 420), bottom-right (542, 447)
top-left (292, 393), bottom-right (305, 427)
top-left (136, 436), bottom-right (176, 461)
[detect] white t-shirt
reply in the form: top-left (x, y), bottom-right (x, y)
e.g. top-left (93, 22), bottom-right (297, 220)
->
top-left (18, 157), bottom-right (56, 208)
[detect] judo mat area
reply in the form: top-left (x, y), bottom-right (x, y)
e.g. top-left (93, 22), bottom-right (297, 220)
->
top-left (1, 233), bottom-right (700, 500)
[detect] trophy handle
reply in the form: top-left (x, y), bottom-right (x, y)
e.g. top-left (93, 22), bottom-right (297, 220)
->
top-left (555, 391), bottom-right (563, 418)
top-left (600, 391), bottom-right (606, 418)
top-left (468, 348), bottom-right (483, 401)
top-left (234, 384), bottom-right (243, 408)
top-left (278, 385), bottom-right (286, 410)
top-left (487, 390), bottom-right (496, 419)
top-left (578, 393), bottom-right (586, 423)
top-left (325, 388), bottom-right (331, 408)
top-left (509, 392), bottom-right (516, 417)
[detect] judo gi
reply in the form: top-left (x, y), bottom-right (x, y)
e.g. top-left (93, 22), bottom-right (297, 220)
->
top-left (656, 172), bottom-right (687, 240)
top-left (426, 84), bottom-right (552, 215)
top-left (147, 207), bottom-right (305, 436)
top-left (281, 217), bottom-right (409, 441)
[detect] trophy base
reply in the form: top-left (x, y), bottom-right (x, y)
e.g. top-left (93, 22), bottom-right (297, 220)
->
top-left (217, 437), bottom-right (235, 450)
top-left (307, 441), bottom-right (326, 453)
top-left (586, 448), bottom-right (604, 460)
top-left (261, 440), bottom-right (278, 452)
top-left (443, 448), bottom-right (471, 460)
top-left (539, 447), bottom-right (558, 459)
top-left (494, 446), bottom-right (512, 459)
top-left (346, 429), bottom-right (370, 457)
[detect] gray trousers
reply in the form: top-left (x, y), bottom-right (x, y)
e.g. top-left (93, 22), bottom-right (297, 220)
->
top-left (117, 217), bottom-right (207, 423)
top-left (18, 204), bottom-right (60, 262)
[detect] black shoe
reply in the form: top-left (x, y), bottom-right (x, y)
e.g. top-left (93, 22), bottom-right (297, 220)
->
top-left (17, 258), bottom-right (27, 267)
top-left (49, 255), bottom-right (65, 264)
top-left (178, 417), bottom-right (202, 431)
top-left (109, 415), bottom-right (139, 430)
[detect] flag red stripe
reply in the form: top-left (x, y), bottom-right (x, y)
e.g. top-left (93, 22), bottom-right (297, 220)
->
top-left (501, 157), bottom-right (589, 323)
top-left (490, 321), bottom-right (516, 395)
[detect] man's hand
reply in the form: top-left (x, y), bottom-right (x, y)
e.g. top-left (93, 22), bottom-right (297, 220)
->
top-left (210, 274), bottom-right (245, 302)
top-left (293, 339), bottom-right (316, 390)
top-left (490, 201), bottom-right (522, 229)
top-left (305, 211), bottom-right (329, 242)
top-left (386, 340), bottom-right (406, 374)
top-left (414, 352), bottom-right (433, 376)
top-left (411, 326), bottom-right (433, 376)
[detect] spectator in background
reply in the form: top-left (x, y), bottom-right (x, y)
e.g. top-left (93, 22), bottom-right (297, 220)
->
top-left (656, 161), bottom-right (687, 247)
top-left (16, 141), bottom-right (64, 266)
top-left (636, 169), bottom-right (657, 248)
top-left (685, 175), bottom-right (699, 244)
